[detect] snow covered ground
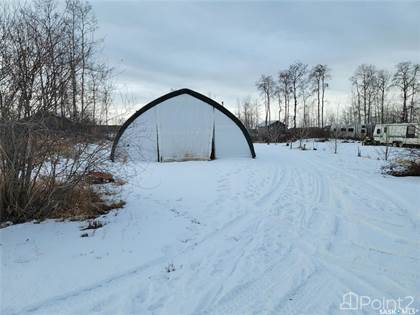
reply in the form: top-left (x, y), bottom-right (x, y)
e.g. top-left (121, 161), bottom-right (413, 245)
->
top-left (1, 141), bottom-right (419, 315)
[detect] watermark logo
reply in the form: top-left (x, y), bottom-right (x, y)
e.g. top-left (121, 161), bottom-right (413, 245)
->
top-left (340, 291), bottom-right (418, 314)
top-left (340, 291), bottom-right (359, 310)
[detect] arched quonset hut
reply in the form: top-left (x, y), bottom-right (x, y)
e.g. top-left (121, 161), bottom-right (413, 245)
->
top-left (111, 89), bottom-right (256, 162)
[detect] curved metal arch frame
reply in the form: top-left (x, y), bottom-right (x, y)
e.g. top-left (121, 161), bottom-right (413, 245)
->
top-left (110, 88), bottom-right (256, 161)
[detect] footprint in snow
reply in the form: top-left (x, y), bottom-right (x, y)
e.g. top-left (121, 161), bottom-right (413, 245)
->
top-left (191, 218), bottom-right (201, 225)
top-left (170, 208), bottom-right (181, 216)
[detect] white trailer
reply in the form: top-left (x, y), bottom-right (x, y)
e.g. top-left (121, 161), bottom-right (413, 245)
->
top-left (331, 123), bottom-right (372, 139)
top-left (373, 123), bottom-right (420, 147)
top-left (355, 124), bottom-right (373, 139)
top-left (331, 124), bottom-right (352, 138)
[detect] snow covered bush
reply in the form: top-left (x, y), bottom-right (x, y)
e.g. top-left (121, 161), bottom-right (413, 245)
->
top-left (382, 148), bottom-right (420, 176)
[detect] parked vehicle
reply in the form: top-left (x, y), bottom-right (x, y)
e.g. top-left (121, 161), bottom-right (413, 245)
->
top-left (355, 124), bottom-right (373, 139)
top-left (331, 124), bottom-right (352, 139)
top-left (373, 123), bottom-right (420, 147)
top-left (330, 123), bottom-right (373, 140)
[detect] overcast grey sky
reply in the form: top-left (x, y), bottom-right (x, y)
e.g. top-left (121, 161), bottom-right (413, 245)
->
top-left (91, 1), bottom-right (420, 117)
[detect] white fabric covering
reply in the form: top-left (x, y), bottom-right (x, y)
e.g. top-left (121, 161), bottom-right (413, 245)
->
top-left (156, 95), bottom-right (214, 162)
top-left (116, 108), bottom-right (158, 161)
top-left (214, 110), bottom-right (251, 158)
top-left (115, 93), bottom-right (251, 162)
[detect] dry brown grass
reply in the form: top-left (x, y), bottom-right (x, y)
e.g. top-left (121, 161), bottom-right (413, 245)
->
top-left (50, 181), bottom-right (126, 222)
top-left (48, 184), bottom-right (107, 221)
top-left (0, 178), bottom-right (126, 224)
top-left (0, 120), bottom-right (127, 225)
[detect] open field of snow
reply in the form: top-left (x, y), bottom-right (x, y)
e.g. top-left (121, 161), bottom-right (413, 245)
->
top-left (1, 141), bottom-right (419, 315)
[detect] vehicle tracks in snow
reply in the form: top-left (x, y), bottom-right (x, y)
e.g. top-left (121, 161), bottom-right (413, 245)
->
top-left (8, 144), bottom-right (419, 315)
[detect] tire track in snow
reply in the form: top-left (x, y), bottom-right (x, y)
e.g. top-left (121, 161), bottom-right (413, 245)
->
top-left (237, 150), bottom-right (412, 314)
top-left (200, 248), bottom-right (315, 315)
top-left (10, 160), bottom-right (275, 315)
top-left (199, 152), bottom-right (340, 315)
top-left (300, 154), bottom-right (419, 300)
top-left (11, 145), bottom-right (418, 315)
top-left (271, 269), bottom-right (339, 315)
top-left (305, 156), bottom-right (418, 230)
top-left (9, 255), bottom-right (169, 315)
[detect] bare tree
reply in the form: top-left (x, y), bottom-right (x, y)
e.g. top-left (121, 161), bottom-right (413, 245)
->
top-left (278, 70), bottom-right (292, 127)
top-left (393, 61), bottom-right (419, 123)
top-left (375, 69), bottom-right (391, 124)
top-left (274, 84), bottom-right (282, 123)
top-left (288, 62), bottom-right (308, 128)
top-left (0, 0), bottom-right (113, 123)
top-left (0, 0), bottom-right (116, 223)
top-left (350, 76), bottom-right (362, 124)
top-left (409, 64), bottom-right (420, 122)
top-left (352, 64), bottom-right (377, 124)
top-left (300, 75), bottom-right (310, 127)
top-left (239, 97), bottom-right (259, 131)
top-left (320, 65), bottom-right (330, 128)
top-left (309, 64), bottom-right (330, 128)
top-left (256, 74), bottom-right (275, 127)
top-left (310, 65), bottom-right (322, 127)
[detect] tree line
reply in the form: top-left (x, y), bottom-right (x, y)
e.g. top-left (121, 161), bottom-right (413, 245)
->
top-left (0, 0), bottom-right (115, 223)
top-left (350, 62), bottom-right (419, 125)
top-left (237, 61), bottom-right (419, 132)
top-left (0, 0), bottom-right (113, 124)
top-left (254, 62), bottom-right (330, 130)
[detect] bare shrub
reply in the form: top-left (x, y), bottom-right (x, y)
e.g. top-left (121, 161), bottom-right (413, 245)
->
top-left (382, 149), bottom-right (420, 177)
top-left (0, 120), bottom-right (115, 223)
top-left (0, 0), bottom-right (120, 224)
